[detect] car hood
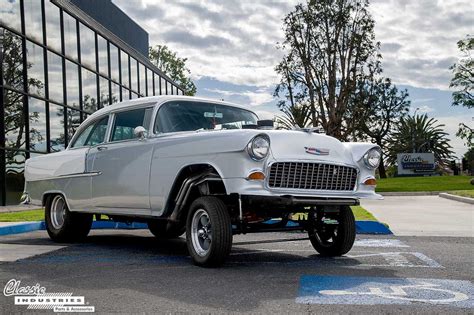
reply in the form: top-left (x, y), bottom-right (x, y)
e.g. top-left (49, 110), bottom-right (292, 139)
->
top-left (154, 129), bottom-right (366, 166)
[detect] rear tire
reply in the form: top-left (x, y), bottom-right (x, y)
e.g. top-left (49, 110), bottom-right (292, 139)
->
top-left (45, 194), bottom-right (92, 242)
top-left (148, 220), bottom-right (185, 239)
top-left (186, 196), bottom-right (232, 267)
top-left (307, 206), bottom-right (355, 256)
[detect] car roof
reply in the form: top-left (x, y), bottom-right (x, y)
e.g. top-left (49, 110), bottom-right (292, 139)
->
top-left (85, 95), bottom-right (258, 122)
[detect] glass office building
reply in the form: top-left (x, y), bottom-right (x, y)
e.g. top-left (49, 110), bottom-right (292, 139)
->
top-left (0, 0), bottom-right (184, 205)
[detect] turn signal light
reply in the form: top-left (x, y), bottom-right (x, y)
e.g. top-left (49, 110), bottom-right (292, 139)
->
top-left (364, 178), bottom-right (377, 186)
top-left (248, 171), bottom-right (265, 180)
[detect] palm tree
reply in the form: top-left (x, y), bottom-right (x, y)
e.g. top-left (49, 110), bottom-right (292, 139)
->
top-left (276, 103), bottom-right (313, 129)
top-left (387, 114), bottom-right (454, 166)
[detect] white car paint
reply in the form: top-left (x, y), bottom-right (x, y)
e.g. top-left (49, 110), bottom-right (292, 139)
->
top-left (23, 96), bottom-right (382, 217)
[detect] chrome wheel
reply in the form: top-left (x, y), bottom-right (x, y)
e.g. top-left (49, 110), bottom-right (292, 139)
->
top-left (50, 195), bottom-right (66, 229)
top-left (191, 209), bottom-right (212, 257)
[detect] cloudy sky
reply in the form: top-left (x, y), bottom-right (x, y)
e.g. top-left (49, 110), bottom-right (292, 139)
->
top-left (114, 0), bottom-right (473, 158)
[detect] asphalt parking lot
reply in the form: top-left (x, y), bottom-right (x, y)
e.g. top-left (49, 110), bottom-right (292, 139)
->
top-left (0, 229), bottom-right (473, 313)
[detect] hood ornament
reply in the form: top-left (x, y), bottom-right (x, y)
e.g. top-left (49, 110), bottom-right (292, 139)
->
top-left (305, 147), bottom-right (330, 156)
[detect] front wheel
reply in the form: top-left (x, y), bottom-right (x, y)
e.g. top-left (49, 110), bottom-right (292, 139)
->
top-left (307, 206), bottom-right (355, 256)
top-left (186, 196), bottom-right (232, 267)
top-left (45, 194), bottom-right (92, 242)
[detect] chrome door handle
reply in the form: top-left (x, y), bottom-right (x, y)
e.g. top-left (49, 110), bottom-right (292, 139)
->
top-left (97, 146), bottom-right (108, 151)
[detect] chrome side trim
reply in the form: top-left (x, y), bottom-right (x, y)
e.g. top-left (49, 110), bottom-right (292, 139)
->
top-left (27, 171), bottom-right (102, 182)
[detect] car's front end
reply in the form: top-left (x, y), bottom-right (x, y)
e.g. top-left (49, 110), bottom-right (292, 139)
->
top-left (219, 129), bottom-right (382, 207)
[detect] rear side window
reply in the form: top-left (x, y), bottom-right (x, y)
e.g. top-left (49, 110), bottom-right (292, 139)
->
top-left (111, 108), bottom-right (148, 142)
top-left (71, 116), bottom-right (109, 148)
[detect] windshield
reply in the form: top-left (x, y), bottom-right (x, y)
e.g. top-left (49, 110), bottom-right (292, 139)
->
top-left (155, 101), bottom-right (258, 133)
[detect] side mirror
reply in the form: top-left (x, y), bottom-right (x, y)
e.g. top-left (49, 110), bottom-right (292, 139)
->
top-left (134, 126), bottom-right (148, 140)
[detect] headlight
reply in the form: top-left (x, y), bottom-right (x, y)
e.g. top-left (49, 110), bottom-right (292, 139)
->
top-left (247, 134), bottom-right (270, 161)
top-left (363, 147), bottom-right (381, 169)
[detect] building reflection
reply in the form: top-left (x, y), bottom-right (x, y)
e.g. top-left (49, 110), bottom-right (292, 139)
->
top-left (1, 0), bottom-right (184, 205)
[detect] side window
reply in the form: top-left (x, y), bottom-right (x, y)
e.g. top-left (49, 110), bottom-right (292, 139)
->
top-left (71, 116), bottom-right (109, 148)
top-left (111, 108), bottom-right (147, 142)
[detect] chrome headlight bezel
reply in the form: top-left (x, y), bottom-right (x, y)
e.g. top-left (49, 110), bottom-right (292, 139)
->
top-left (246, 134), bottom-right (270, 161)
top-left (363, 147), bottom-right (382, 169)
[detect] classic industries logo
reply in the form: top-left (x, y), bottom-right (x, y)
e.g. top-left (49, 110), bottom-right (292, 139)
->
top-left (3, 279), bottom-right (95, 312)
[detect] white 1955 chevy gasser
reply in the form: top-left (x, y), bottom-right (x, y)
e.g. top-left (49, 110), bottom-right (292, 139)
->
top-left (23, 96), bottom-right (382, 267)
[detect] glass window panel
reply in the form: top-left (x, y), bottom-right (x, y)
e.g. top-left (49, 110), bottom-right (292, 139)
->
top-left (5, 149), bottom-right (26, 205)
top-left (120, 50), bottom-right (129, 87)
top-left (65, 60), bottom-right (79, 108)
top-left (63, 12), bottom-right (78, 60)
top-left (45, 1), bottom-right (61, 52)
top-left (110, 44), bottom-right (119, 82)
top-left (82, 68), bottom-right (97, 113)
top-left (99, 76), bottom-right (109, 108)
top-left (0, 0), bottom-right (21, 32)
top-left (121, 87), bottom-right (129, 101)
top-left (26, 40), bottom-right (45, 97)
top-left (111, 108), bottom-right (146, 142)
top-left (47, 51), bottom-right (63, 103)
top-left (28, 97), bottom-right (47, 152)
top-left (3, 90), bottom-right (25, 149)
top-left (160, 78), bottom-right (166, 95)
top-left (139, 63), bottom-right (146, 95)
top-left (66, 108), bottom-right (81, 145)
top-left (130, 57), bottom-right (137, 92)
top-left (79, 23), bottom-right (95, 70)
top-left (97, 35), bottom-right (108, 77)
top-left (2, 30), bottom-right (24, 91)
top-left (23, 0), bottom-right (43, 42)
top-left (71, 116), bottom-right (109, 148)
top-left (153, 73), bottom-right (159, 96)
top-left (111, 82), bottom-right (119, 104)
top-left (49, 104), bottom-right (65, 152)
top-left (147, 68), bottom-right (153, 96)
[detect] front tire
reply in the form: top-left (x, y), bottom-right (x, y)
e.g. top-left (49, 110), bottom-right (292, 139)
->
top-left (45, 194), bottom-right (92, 242)
top-left (307, 206), bottom-right (355, 256)
top-left (186, 196), bottom-right (232, 267)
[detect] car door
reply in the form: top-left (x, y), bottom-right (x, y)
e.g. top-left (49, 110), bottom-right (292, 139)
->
top-left (89, 106), bottom-right (155, 211)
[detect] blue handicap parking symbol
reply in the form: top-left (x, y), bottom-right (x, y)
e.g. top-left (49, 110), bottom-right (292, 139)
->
top-left (297, 275), bottom-right (474, 308)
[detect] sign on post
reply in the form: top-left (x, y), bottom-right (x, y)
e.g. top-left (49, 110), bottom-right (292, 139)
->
top-left (397, 153), bottom-right (435, 176)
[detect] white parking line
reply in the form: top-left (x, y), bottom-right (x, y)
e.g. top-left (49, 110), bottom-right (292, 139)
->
top-left (354, 239), bottom-right (409, 248)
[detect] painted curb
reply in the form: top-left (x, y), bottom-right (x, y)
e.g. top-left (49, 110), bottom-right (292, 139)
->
top-left (0, 221), bottom-right (44, 236)
top-left (439, 193), bottom-right (474, 205)
top-left (0, 219), bottom-right (392, 236)
top-left (355, 221), bottom-right (392, 234)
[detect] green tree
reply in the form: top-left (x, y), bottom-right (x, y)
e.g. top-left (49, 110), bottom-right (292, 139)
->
top-left (387, 114), bottom-right (454, 167)
top-left (463, 147), bottom-right (474, 175)
top-left (276, 103), bottom-right (313, 129)
top-left (275, 0), bottom-right (381, 140)
top-left (450, 35), bottom-right (473, 108)
top-left (450, 35), bottom-right (473, 148)
top-left (149, 45), bottom-right (196, 96)
top-left (352, 78), bottom-right (410, 178)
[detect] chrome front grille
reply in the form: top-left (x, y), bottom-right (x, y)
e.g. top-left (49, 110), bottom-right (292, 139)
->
top-left (267, 162), bottom-right (357, 191)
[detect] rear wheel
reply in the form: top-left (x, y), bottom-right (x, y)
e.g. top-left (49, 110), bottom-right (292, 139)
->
top-left (307, 206), bottom-right (355, 256)
top-left (186, 196), bottom-right (232, 267)
top-left (45, 194), bottom-right (92, 242)
top-left (148, 220), bottom-right (185, 239)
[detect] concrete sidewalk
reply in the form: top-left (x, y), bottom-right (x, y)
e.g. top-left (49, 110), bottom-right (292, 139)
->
top-left (361, 196), bottom-right (474, 237)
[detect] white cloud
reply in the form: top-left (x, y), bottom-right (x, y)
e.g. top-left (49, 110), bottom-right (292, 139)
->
top-left (204, 88), bottom-right (274, 106)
